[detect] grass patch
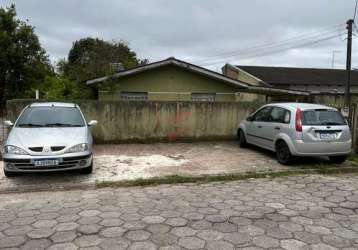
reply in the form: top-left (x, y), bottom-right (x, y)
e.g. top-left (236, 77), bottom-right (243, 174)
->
top-left (95, 165), bottom-right (358, 189)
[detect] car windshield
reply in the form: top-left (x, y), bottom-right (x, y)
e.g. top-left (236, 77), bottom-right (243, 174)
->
top-left (302, 109), bottom-right (347, 126)
top-left (16, 106), bottom-right (85, 127)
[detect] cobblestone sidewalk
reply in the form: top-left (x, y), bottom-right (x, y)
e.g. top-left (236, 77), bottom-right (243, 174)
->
top-left (1, 174), bottom-right (358, 249)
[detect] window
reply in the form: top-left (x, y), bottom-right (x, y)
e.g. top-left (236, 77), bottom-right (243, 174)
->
top-left (253, 107), bottom-right (272, 122)
top-left (120, 92), bottom-right (148, 101)
top-left (302, 109), bottom-right (346, 126)
top-left (268, 107), bottom-right (291, 124)
top-left (191, 93), bottom-right (215, 102)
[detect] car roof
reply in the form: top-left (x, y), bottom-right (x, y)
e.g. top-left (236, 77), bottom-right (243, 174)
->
top-left (29, 102), bottom-right (76, 108)
top-left (268, 102), bottom-right (336, 110)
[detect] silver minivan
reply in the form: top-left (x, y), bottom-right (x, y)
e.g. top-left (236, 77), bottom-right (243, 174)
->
top-left (2, 102), bottom-right (97, 177)
top-left (238, 103), bottom-right (351, 165)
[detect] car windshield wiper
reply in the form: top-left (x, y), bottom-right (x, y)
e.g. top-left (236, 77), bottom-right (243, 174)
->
top-left (18, 123), bottom-right (44, 127)
top-left (45, 123), bottom-right (83, 127)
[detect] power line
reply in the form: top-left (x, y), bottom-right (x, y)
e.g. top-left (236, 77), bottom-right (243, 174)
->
top-left (199, 33), bottom-right (342, 67)
top-left (191, 24), bottom-right (345, 64)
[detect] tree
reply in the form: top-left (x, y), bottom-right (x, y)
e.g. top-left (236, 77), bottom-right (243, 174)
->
top-left (0, 4), bottom-right (53, 104)
top-left (63, 37), bottom-right (148, 83)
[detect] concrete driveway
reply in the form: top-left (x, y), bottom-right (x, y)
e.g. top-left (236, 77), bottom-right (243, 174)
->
top-left (0, 141), bottom-right (351, 193)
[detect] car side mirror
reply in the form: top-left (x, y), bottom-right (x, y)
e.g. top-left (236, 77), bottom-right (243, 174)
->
top-left (246, 115), bottom-right (254, 122)
top-left (88, 120), bottom-right (98, 127)
top-left (4, 120), bottom-right (13, 127)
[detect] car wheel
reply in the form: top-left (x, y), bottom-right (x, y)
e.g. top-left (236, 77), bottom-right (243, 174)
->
top-left (80, 161), bottom-right (93, 174)
top-left (238, 130), bottom-right (248, 148)
top-left (276, 140), bottom-right (292, 165)
top-left (4, 170), bottom-right (17, 178)
top-left (329, 155), bottom-right (347, 164)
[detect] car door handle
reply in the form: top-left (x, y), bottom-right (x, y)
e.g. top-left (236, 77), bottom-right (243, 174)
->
top-left (258, 125), bottom-right (262, 128)
top-left (274, 127), bottom-right (280, 130)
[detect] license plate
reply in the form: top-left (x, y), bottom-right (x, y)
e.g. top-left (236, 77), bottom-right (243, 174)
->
top-left (34, 159), bottom-right (59, 167)
top-left (320, 133), bottom-right (336, 140)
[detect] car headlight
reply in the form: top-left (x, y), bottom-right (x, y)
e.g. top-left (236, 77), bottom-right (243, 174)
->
top-left (65, 143), bottom-right (89, 153)
top-left (4, 145), bottom-right (29, 155)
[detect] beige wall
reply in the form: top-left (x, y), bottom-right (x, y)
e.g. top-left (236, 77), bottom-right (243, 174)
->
top-left (7, 100), bottom-right (263, 143)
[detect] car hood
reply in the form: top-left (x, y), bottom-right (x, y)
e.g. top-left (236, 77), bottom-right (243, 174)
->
top-left (6, 127), bottom-right (87, 149)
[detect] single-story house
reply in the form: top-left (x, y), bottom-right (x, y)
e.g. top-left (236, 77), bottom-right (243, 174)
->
top-left (222, 64), bottom-right (358, 105)
top-left (86, 57), bottom-right (308, 102)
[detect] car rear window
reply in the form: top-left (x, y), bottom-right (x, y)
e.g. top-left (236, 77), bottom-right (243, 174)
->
top-left (16, 107), bottom-right (85, 127)
top-left (301, 109), bottom-right (346, 126)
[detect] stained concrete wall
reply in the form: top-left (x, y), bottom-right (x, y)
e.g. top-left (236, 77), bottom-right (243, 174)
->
top-left (6, 100), bottom-right (262, 143)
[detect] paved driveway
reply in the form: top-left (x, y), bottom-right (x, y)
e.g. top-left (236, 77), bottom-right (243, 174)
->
top-left (0, 142), bottom-right (351, 193)
top-left (0, 174), bottom-right (358, 249)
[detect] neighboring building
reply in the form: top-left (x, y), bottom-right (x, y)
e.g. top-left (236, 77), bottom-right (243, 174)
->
top-left (86, 58), bottom-right (307, 102)
top-left (222, 64), bottom-right (358, 105)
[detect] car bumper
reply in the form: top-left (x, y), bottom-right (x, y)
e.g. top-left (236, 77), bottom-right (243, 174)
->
top-left (290, 140), bottom-right (352, 156)
top-left (3, 153), bottom-right (93, 173)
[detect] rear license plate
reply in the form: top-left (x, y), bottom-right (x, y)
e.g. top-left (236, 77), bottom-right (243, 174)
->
top-left (34, 159), bottom-right (59, 167)
top-left (320, 133), bottom-right (336, 140)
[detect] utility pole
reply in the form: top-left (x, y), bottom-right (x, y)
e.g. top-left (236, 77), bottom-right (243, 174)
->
top-left (344, 19), bottom-right (354, 110)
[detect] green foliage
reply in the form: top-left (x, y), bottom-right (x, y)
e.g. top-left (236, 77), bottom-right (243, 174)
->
top-left (0, 4), bottom-right (53, 103)
top-left (63, 37), bottom-right (148, 83)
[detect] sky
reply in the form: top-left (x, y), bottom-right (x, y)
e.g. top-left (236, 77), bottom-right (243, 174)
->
top-left (2, 0), bottom-right (358, 71)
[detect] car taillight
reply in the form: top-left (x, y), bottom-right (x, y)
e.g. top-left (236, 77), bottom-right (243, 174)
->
top-left (295, 108), bottom-right (302, 132)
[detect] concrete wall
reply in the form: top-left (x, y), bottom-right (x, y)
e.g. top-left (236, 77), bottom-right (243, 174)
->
top-left (6, 100), bottom-right (262, 143)
top-left (98, 65), bottom-right (265, 102)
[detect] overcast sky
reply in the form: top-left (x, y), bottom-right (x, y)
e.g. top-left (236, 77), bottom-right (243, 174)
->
top-left (3, 0), bottom-right (358, 70)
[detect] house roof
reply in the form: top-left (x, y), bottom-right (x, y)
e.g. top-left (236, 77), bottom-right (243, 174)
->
top-left (85, 57), bottom-right (309, 96)
top-left (86, 57), bottom-right (249, 89)
top-left (237, 66), bottom-right (358, 86)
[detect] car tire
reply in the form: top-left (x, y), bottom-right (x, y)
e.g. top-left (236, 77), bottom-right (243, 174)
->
top-left (329, 155), bottom-right (347, 164)
top-left (238, 130), bottom-right (248, 148)
top-left (80, 161), bottom-right (93, 174)
top-left (4, 170), bottom-right (17, 178)
top-left (276, 140), bottom-right (293, 165)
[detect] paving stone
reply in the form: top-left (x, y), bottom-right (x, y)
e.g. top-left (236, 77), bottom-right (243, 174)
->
top-left (171, 226), bottom-right (197, 237)
top-left (74, 235), bottom-right (102, 247)
top-left (0, 236), bottom-right (26, 248)
top-left (79, 210), bottom-right (101, 217)
top-left (77, 224), bottom-right (102, 235)
top-left (51, 231), bottom-right (77, 243)
top-left (253, 235), bottom-right (280, 248)
top-left (147, 224), bottom-right (170, 234)
top-left (206, 240), bottom-right (234, 250)
top-left (224, 232), bottom-right (251, 245)
top-left (128, 241), bottom-right (157, 250)
top-left (178, 236), bottom-right (205, 249)
top-left (266, 227), bottom-right (292, 239)
top-left (20, 239), bottom-right (51, 250)
top-left (100, 227), bottom-right (127, 238)
top-left (55, 222), bottom-right (79, 231)
top-left (279, 221), bottom-right (304, 232)
top-left (294, 231), bottom-right (321, 244)
top-left (229, 216), bottom-right (252, 226)
top-left (4, 225), bottom-right (32, 236)
top-left (205, 214), bottom-right (227, 223)
top-left (190, 220), bottom-right (212, 230)
top-left (77, 216), bottom-right (101, 225)
top-left (99, 218), bottom-right (123, 227)
top-left (27, 228), bottom-right (55, 239)
top-left (322, 235), bottom-right (351, 248)
top-left (213, 222), bottom-right (237, 233)
top-left (99, 238), bottom-right (129, 250)
top-left (280, 239), bottom-right (308, 250)
top-left (197, 230), bottom-right (224, 240)
top-left (152, 232), bottom-right (178, 246)
top-left (32, 219), bottom-right (57, 228)
top-left (311, 243), bottom-right (338, 250)
top-left (47, 242), bottom-right (78, 250)
top-left (165, 217), bottom-right (188, 227)
top-left (11, 216), bottom-right (36, 226)
top-left (142, 215), bottom-right (165, 224)
top-left (125, 229), bottom-right (151, 241)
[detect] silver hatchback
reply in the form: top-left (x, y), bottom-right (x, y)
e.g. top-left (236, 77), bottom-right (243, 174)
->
top-left (2, 102), bottom-right (97, 177)
top-left (238, 103), bottom-right (351, 165)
